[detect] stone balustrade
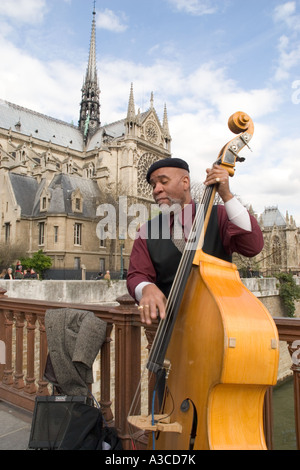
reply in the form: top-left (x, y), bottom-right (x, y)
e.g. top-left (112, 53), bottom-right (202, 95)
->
top-left (0, 282), bottom-right (300, 450)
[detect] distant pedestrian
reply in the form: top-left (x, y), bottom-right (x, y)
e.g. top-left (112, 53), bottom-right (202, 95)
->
top-left (15, 264), bottom-right (24, 279)
top-left (30, 268), bottom-right (38, 279)
top-left (104, 270), bottom-right (111, 280)
top-left (4, 268), bottom-right (14, 280)
top-left (23, 269), bottom-right (31, 279)
top-left (0, 269), bottom-right (7, 279)
top-left (246, 266), bottom-right (253, 278)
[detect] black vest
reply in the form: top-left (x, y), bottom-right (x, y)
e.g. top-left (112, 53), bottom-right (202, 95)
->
top-left (146, 205), bottom-right (232, 298)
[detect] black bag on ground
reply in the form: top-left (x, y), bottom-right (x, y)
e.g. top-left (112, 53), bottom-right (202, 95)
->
top-left (28, 396), bottom-right (122, 450)
top-left (59, 402), bottom-right (123, 450)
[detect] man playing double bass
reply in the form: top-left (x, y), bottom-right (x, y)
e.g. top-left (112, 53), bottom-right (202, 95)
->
top-left (127, 157), bottom-right (263, 323)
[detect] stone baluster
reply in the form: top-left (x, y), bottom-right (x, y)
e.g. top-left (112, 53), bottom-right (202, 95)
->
top-left (37, 314), bottom-right (49, 396)
top-left (25, 313), bottom-right (37, 394)
top-left (109, 295), bottom-right (141, 450)
top-left (100, 323), bottom-right (114, 424)
top-left (13, 312), bottom-right (25, 390)
top-left (2, 310), bottom-right (14, 386)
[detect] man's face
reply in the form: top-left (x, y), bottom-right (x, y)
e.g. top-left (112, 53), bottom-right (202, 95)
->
top-left (149, 167), bottom-right (190, 207)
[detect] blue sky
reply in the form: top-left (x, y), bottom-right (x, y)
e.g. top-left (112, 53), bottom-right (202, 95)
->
top-left (0, 0), bottom-right (300, 226)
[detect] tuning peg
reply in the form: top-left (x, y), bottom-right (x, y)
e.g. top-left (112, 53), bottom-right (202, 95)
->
top-left (228, 147), bottom-right (246, 162)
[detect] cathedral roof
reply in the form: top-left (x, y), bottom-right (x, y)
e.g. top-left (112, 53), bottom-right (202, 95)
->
top-left (261, 206), bottom-right (286, 227)
top-left (9, 172), bottom-right (39, 216)
top-left (9, 171), bottom-right (101, 219)
top-left (47, 174), bottom-right (101, 218)
top-left (0, 99), bottom-right (127, 154)
top-left (0, 100), bottom-right (84, 152)
top-left (86, 120), bottom-right (126, 150)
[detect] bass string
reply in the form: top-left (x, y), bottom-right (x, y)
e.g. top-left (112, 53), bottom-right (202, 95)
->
top-left (128, 185), bottom-right (215, 427)
top-left (148, 187), bottom-right (213, 364)
top-left (147, 184), bottom-right (215, 371)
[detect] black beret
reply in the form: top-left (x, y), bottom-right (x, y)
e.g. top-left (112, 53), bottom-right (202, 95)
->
top-left (146, 158), bottom-right (190, 183)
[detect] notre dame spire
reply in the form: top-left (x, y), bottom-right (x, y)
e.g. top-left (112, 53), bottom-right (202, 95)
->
top-left (79, 4), bottom-right (100, 141)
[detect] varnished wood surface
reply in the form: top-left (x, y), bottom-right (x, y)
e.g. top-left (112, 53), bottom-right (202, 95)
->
top-left (153, 251), bottom-right (279, 450)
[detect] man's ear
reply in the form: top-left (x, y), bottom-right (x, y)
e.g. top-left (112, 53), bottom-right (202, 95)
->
top-left (182, 175), bottom-right (190, 191)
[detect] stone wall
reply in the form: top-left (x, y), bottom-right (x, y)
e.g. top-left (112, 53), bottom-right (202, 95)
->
top-left (0, 279), bottom-right (128, 305)
top-left (242, 276), bottom-right (300, 318)
top-left (3, 276), bottom-right (298, 317)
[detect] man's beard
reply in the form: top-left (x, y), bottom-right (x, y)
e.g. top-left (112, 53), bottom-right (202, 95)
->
top-left (157, 197), bottom-right (183, 215)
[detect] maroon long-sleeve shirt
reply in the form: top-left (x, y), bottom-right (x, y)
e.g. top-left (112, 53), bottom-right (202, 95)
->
top-left (127, 203), bottom-right (263, 302)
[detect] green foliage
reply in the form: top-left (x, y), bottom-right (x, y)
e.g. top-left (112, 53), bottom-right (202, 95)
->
top-left (275, 273), bottom-right (300, 318)
top-left (20, 250), bottom-right (52, 278)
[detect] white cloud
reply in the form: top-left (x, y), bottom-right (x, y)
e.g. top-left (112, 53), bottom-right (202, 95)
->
top-left (273, 1), bottom-right (300, 31)
top-left (0, 0), bottom-right (47, 24)
top-left (0, 34), bottom-right (81, 122)
top-left (166, 0), bottom-right (218, 15)
top-left (233, 134), bottom-right (300, 225)
top-left (96, 9), bottom-right (128, 33)
top-left (273, 2), bottom-right (300, 81)
top-left (275, 35), bottom-right (300, 81)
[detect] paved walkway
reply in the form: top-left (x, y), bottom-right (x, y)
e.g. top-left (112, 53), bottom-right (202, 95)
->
top-left (0, 401), bottom-right (32, 450)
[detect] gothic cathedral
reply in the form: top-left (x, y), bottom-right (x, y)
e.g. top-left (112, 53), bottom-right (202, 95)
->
top-left (0, 8), bottom-right (171, 277)
top-left (0, 8), bottom-right (299, 278)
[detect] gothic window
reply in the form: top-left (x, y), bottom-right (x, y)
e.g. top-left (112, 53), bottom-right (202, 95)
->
top-left (72, 191), bottom-right (82, 213)
top-left (67, 159), bottom-right (73, 174)
top-left (40, 192), bottom-right (50, 212)
top-left (5, 223), bottom-right (10, 244)
top-left (86, 163), bottom-right (94, 178)
top-left (137, 153), bottom-right (160, 198)
top-left (54, 226), bottom-right (58, 244)
top-left (145, 121), bottom-right (159, 144)
top-left (75, 198), bottom-right (81, 210)
top-left (74, 223), bottom-right (82, 245)
top-left (272, 236), bottom-right (281, 265)
top-left (99, 258), bottom-right (105, 272)
top-left (39, 222), bottom-right (45, 245)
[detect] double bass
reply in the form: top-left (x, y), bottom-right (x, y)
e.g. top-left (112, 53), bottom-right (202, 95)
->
top-left (128, 112), bottom-right (279, 450)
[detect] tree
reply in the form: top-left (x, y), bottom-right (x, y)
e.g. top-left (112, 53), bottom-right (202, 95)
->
top-left (275, 273), bottom-right (300, 318)
top-left (20, 250), bottom-right (52, 279)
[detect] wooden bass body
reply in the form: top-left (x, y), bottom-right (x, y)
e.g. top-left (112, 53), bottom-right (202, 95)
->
top-left (152, 250), bottom-right (279, 450)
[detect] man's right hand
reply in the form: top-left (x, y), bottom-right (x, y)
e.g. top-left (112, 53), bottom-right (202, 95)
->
top-left (138, 284), bottom-right (167, 324)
